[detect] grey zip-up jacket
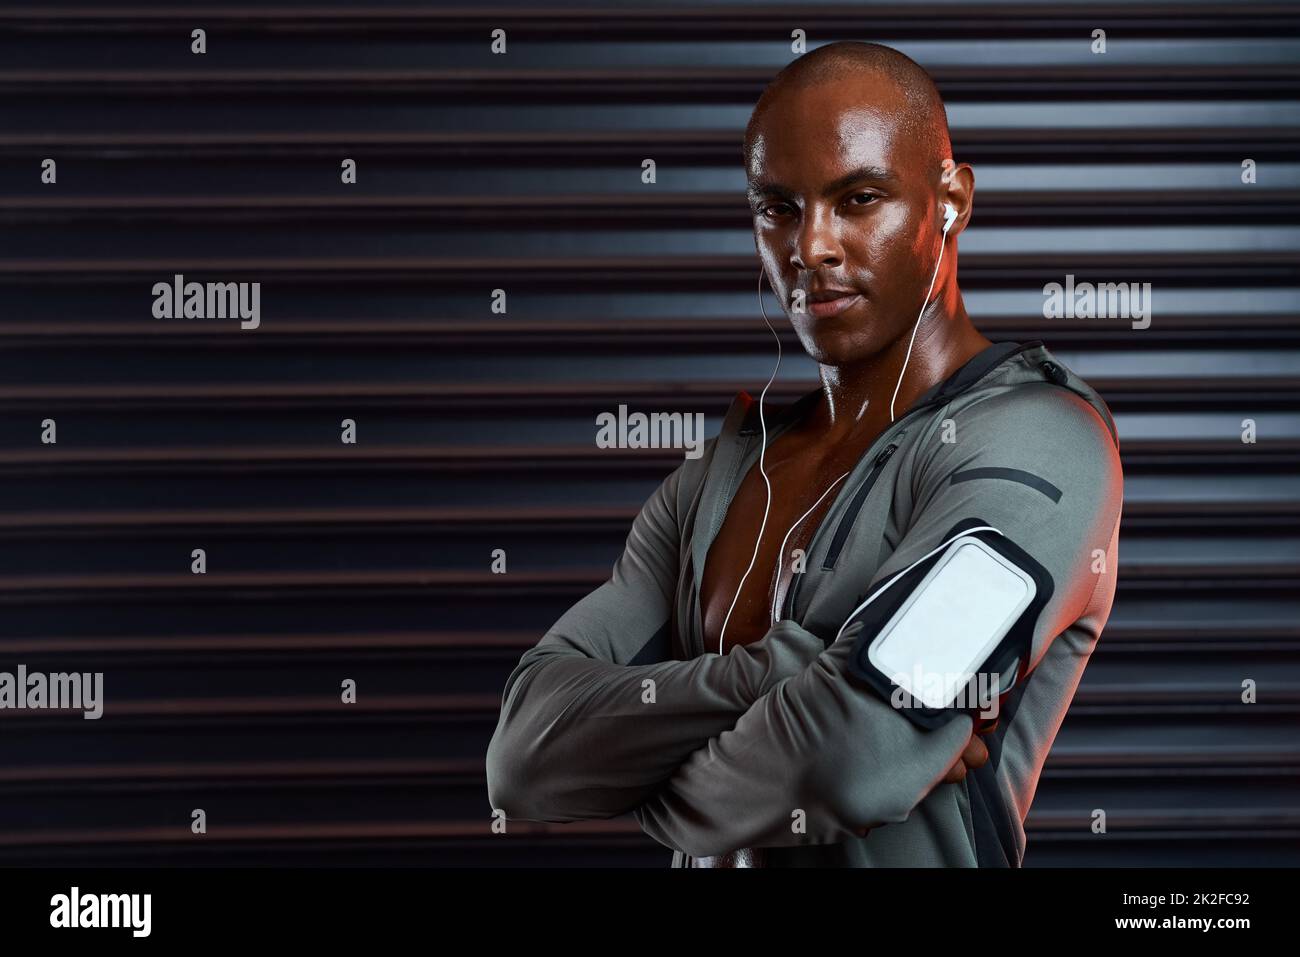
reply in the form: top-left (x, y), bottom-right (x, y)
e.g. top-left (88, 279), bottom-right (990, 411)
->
top-left (485, 340), bottom-right (1124, 867)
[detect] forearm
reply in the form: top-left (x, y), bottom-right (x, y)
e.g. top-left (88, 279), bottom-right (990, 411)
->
top-left (486, 619), bottom-right (823, 822)
top-left (633, 626), bottom-right (975, 858)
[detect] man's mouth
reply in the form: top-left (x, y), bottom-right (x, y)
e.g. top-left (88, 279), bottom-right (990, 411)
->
top-left (806, 290), bottom-right (863, 319)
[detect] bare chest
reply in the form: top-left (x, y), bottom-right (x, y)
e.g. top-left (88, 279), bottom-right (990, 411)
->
top-left (699, 449), bottom-right (855, 654)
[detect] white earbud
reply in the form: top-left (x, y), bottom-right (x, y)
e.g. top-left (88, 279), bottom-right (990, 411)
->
top-left (942, 201), bottom-right (957, 233)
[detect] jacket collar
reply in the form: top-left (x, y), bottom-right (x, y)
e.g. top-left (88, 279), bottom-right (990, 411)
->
top-left (738, 339), bottom-right (1035, 438)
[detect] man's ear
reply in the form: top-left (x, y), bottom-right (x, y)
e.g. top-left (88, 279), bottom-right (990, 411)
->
top-left (940, 160), bottom-right (975, 237)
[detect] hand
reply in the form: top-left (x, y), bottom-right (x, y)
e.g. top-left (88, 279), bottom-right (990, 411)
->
top-left (941, 726), bottom-right (990, 784)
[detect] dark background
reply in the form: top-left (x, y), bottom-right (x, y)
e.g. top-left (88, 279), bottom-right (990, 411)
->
top-left (0, 0), bottom-right (1297, 866)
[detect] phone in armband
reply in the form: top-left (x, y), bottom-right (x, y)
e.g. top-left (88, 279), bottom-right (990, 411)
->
top-left (843, 520), bottom-right (1054, 730)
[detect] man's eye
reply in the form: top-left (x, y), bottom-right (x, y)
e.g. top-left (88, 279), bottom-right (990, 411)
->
top-left (760, 203), bottom-right (793, 219)
top-left (847, 192), bottom-right (878, 207)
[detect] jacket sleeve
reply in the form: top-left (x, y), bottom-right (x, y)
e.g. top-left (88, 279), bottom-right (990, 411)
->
top-left (485, 455), bottom-right (826, 823)
top-left (633, 385), bottom-right (1124, 858)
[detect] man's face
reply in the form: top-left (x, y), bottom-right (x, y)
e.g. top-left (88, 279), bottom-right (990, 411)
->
top-left (746, 79), bottom-right (942, 366)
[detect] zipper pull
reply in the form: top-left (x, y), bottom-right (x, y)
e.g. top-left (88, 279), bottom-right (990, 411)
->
top-left (876, 443), bottom-right (898, 467)
top-left (1039, 360), bottom-right (1068, 386)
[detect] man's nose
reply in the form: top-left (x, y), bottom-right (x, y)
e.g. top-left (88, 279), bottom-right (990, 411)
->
top-left (791, 207), bottom-right (844, 271)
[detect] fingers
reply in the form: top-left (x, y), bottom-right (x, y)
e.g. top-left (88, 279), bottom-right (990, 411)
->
top-left (961, 732), bottom-right (989, 770)
top-left (941, 732), bottom-right (990, 785)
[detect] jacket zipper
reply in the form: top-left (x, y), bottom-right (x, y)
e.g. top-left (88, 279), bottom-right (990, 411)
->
top-left (821, 442), bottom-right (899, 571)
top-left (780, 441), bottom-right (897, 620)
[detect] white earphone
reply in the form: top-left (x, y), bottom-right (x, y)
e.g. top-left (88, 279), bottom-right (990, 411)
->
top-left (717, 192), bottom-right (958, 654)
top-left (888, 199), bottom-right (957, 421)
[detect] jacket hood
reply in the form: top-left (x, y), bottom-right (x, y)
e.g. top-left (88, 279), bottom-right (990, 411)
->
top-left (734, 339), bottom-right (1120, 453)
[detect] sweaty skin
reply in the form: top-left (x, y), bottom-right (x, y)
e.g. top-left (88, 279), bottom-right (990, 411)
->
top-left (697, 59), bottom-right (994, 837)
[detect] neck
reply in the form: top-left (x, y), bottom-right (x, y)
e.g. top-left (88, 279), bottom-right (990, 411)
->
top-left (816, 278), bottom-right (991, 436)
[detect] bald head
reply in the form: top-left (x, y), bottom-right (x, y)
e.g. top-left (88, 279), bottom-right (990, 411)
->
top-left (744, 42), bottom-right (952, 175)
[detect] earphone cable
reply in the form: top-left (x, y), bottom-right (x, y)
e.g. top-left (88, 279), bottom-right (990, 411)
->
top-left (716, 267), bottom-right (783, 654)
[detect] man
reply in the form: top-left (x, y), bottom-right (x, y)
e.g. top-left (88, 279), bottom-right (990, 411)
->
top-left (485, 41), bottom-right (1123, 867)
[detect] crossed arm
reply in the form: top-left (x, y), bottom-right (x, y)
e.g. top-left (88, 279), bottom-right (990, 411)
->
top-left (484, 460), bottom-right (826, 822)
